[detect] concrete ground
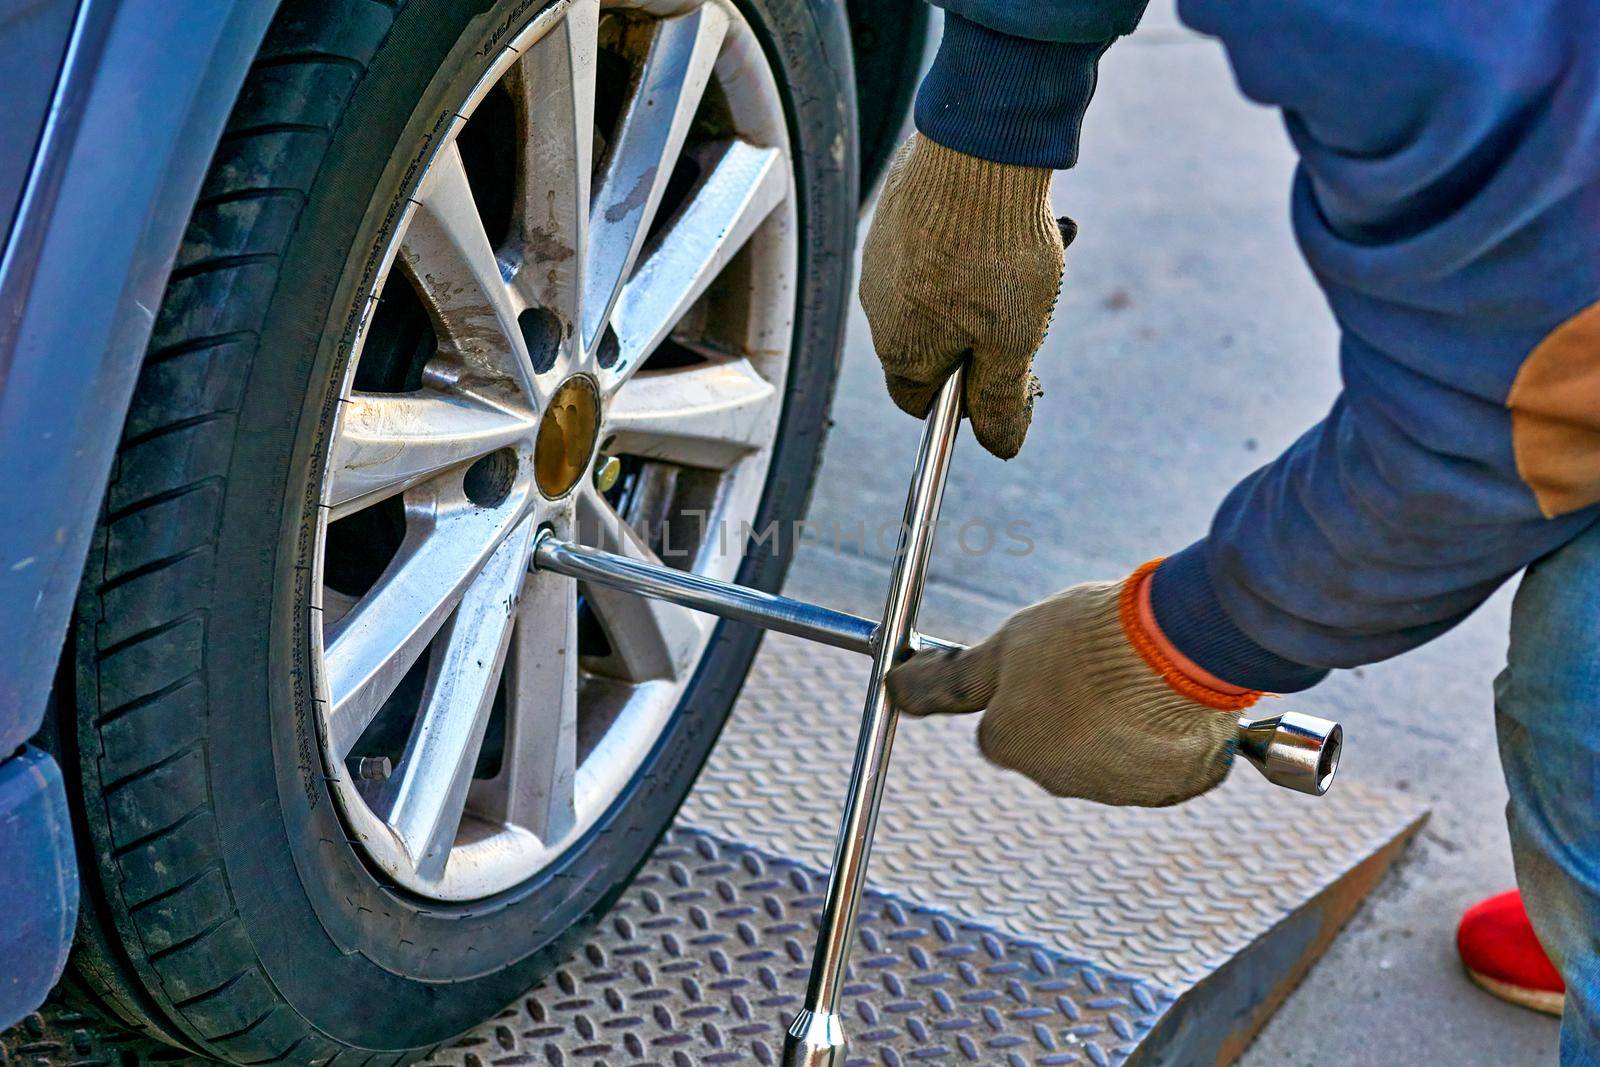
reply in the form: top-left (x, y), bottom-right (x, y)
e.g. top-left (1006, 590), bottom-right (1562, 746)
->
top-left (783, 4), bottom-right (1562, 1063)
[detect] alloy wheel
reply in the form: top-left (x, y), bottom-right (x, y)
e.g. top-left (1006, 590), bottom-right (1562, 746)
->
top-left (312, 0), bottom-right (797, 901)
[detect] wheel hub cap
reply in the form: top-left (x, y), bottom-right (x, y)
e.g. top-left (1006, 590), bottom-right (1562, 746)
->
top-left (535, 376), bottom-right (600, 498)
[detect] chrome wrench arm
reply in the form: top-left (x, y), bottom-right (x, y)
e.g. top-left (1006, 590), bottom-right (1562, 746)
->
top-left (781, 368), bottom-right (967, 1065)
top-left (532, 533), bottom-right (963, 657)
top-left (530, 538), bottom-right (1342, 796)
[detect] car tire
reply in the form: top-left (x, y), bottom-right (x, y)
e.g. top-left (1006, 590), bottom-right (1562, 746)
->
top-left (57, 0), bottom-right (855, 1061)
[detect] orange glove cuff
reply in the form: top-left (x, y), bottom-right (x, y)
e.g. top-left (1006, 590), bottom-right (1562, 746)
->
top-left (1118, 559), bottom-right (1263, 712)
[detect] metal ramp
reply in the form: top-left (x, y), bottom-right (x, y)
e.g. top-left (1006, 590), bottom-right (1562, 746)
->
top-left (4, 634), bottom-right (1424, 1067)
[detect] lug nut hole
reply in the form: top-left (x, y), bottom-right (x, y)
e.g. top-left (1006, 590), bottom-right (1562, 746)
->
top-left (596, 325), bottom-right (620, 369)
top-left (464, 448), bottom-right (518, 507)
top-left (519, 306), bottom-right (562, 374)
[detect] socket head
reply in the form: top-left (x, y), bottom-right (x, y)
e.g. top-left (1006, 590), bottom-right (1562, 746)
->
top-left (1235, 711), bottom-right (1342, 796)
top-left (783, 1009), bottom-right (847, 1066)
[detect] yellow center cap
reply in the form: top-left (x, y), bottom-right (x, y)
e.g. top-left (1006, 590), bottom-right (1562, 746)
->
top-left (534, 376), bottom-right (601, 498)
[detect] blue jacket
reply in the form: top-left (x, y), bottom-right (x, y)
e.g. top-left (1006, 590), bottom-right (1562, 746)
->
top-left (918, 1), bottom-right (1600, 687)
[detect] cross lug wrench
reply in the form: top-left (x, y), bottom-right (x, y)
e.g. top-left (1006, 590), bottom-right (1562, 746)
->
top-left (529, 369), bottom-right (1342, 1064)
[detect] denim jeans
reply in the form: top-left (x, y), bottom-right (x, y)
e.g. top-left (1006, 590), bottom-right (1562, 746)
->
top-left (1498, 517), bottom-right (1600, 1065)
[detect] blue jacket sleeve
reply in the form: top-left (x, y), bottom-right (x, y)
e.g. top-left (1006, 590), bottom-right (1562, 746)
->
top-left (1150, 0), bottom-right (1600, 684)
top-left (931, 0), bottom-right (1147, 43)
top-left (915, 3), bottom-right (1150, 168)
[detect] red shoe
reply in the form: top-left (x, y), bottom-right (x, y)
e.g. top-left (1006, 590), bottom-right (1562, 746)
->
top-left (1457, 890), bottom-right (1565, 1016)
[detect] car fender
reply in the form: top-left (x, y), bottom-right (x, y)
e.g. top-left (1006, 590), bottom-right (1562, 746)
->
top-left (0, 0), bottom-right (279, 746)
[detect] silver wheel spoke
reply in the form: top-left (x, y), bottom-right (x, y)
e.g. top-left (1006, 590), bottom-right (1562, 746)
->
top-left (475, 529), bottom-right (579, 843)
top-left (402, 141), bottom-right (531, 398)
top-left (575, 486), bottom-right (705, 682)
top-left (323, 493), bottom-right (525, 760)
top-left (326, 391), bottom-right (533, 519)
top-left (582, 3), bottom-right (728, 352)
top-left (605, 357), bottom-right (777, 470)
top-left (505, 0), bottom-right (597, 335)
top-left (602, 140), bottom-right (785, 391)
top-left (387, 517), bottom-right (537, 882)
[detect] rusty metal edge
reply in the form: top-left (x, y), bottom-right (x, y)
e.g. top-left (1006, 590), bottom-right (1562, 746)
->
top-left (1128, 807), bottom-right (1429, 1067)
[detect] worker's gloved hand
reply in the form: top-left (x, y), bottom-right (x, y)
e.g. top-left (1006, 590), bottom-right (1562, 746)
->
top-left (860, 132), bottom-right (1071, 460)
top-left (887, 563), bottom-right (1259, 807)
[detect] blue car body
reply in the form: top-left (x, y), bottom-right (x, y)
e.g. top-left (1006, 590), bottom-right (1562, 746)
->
top-left (0, 0), bottom-right (925, 1030)
top-left (0, 0), bottom-right (277, 1025)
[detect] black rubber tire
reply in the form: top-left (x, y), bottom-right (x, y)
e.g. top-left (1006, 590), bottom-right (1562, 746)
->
top-left (58, 0), bottom-right (857, 1061)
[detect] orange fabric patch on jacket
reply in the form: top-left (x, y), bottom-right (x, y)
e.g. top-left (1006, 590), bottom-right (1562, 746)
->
top-left (1509, 300), bottom-right (1600, 518)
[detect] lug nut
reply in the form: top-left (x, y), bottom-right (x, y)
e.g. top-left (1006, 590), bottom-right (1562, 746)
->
top-left (350, 755), bottom-right (392, 782)
top-left (594, 454), bottom-right (621, 493)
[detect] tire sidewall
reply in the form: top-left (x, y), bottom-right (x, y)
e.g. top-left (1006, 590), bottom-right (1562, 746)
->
top-left (206, 0), bottom-right (854, 1047)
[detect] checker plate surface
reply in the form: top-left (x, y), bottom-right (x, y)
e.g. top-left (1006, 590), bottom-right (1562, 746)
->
top-left (3, 634), bottom-right (1422, 1065)
top-left (427, 830), bottom-right (1169, 1067)
top-left (683, 635), bottom-right (1424, 990)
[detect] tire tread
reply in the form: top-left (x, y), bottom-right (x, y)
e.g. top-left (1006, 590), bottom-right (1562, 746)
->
top-left (66, 3), bottom-right (400, 1061)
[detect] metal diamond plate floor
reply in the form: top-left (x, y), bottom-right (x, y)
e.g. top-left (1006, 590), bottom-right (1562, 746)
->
top-left (428, 830), bottom-right (1171, 1067)
top-left (683, 636), bottom-right (1425, 992)
top-left (4, 634), bottom-right (1424, 1066)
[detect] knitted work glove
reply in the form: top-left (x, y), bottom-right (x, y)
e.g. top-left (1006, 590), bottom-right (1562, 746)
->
top-left (886, 562), bottom-right (1261, 807)
top-left (860, 133), bottom-right (1071, 459)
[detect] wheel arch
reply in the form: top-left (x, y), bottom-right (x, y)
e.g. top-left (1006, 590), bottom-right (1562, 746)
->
top-left (0, 0), bottom-right (281, 747)
top-left (0, 1), bottom-right (279, 1028)
top-left (846, 0), bottom-right (932, 202)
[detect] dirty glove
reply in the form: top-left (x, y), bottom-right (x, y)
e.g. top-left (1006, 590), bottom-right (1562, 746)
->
top-left (887, 562), bottom-right (1261, 807)
top-left (860, 133), bottom-right (1071, 459)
